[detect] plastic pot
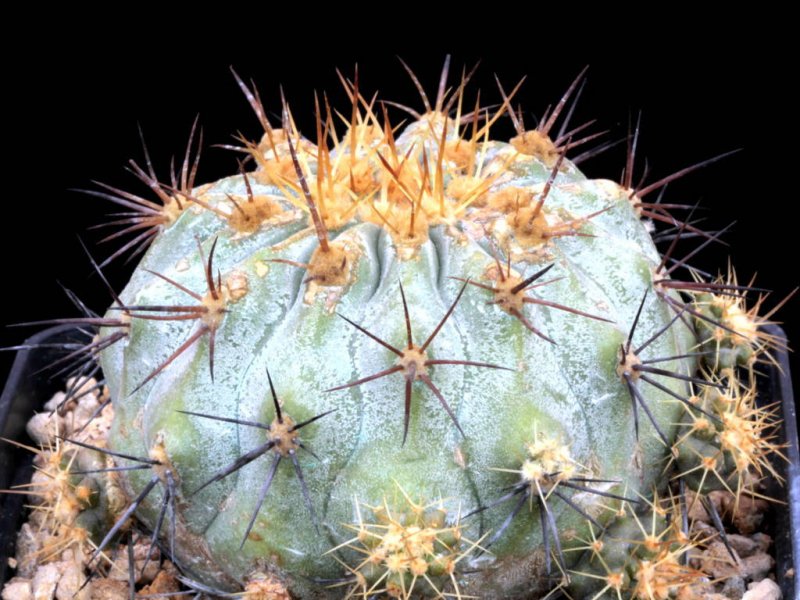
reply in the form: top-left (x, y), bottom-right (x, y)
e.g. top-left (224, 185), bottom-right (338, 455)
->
top-left (1, 325), bottom-right (798, 597)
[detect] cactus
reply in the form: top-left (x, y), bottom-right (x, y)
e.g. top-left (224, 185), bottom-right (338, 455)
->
top-left (5, 59), bottom-right (792, 599)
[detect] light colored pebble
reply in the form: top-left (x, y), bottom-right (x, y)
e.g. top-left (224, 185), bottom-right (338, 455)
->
top-left (31, 562), bottom-right (59, 600)
top-left (742, 578), bottom-right (782, 600)
top-left (53, 558), bottom-right (89, 600)
top-left (1, 578), bottom-right (33, 600)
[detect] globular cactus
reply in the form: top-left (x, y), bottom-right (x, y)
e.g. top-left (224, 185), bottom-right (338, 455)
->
top-left (10, 59), bottom-right (791, 599)
top-left (94, 62), bottom-right (698, 598)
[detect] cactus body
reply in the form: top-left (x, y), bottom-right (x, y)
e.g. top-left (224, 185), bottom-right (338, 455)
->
top-left (96, 90), bottom-right (702, 598)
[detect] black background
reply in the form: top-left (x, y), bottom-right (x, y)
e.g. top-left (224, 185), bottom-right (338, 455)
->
top-left (2, 22), bottom-right (796, 391)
